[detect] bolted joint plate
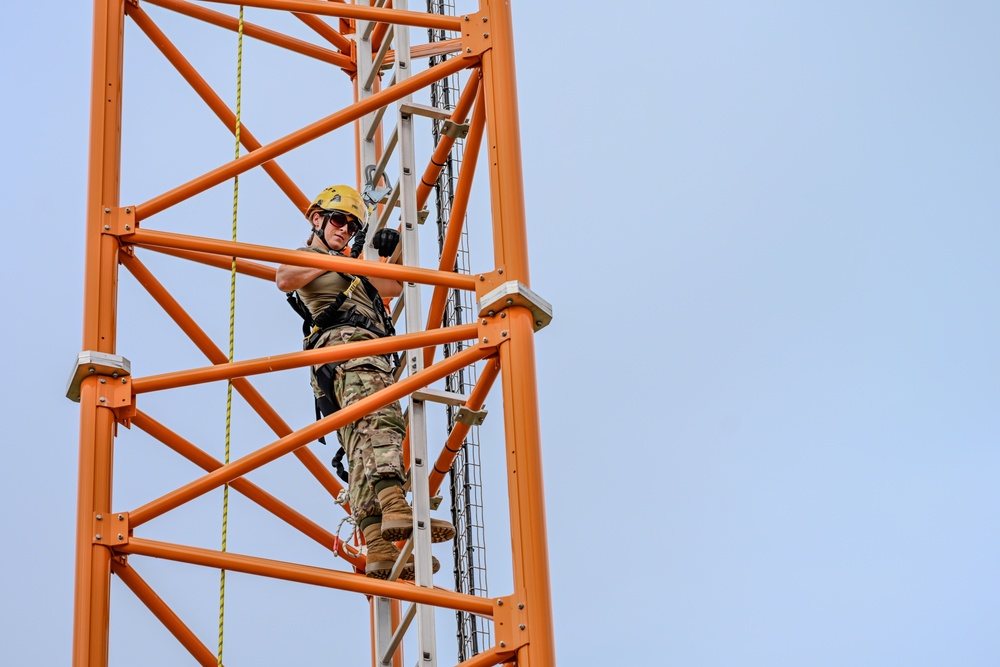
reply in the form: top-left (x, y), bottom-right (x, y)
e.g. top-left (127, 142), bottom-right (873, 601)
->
top-left (460, 12), bottom-right (493, 57)
top-left (66, 351), bottom-right (131, 402)
top-left (101, 205), bottom-right (137, 237)
top-left (493, 595), bottom-right (529, 653)
top-left (477, 280), bottom-right (553, 332)
top-left (98, 376), bottom-right (135, 425)
top-left (93, 511), bottom-right (130, 546)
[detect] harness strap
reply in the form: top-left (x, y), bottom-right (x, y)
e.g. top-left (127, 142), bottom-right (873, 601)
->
top-left (307, 306), bottom-right (389, 349)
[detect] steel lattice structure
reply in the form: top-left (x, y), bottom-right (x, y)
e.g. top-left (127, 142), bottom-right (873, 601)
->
top-left (71, 0), bottom-right (554, 665)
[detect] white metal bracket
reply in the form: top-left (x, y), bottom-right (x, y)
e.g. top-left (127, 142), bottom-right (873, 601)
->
top-left (455, 407), bottom-right (488, 426)
top-left (66, 351), bottom-right (131, 402)
top-left (477, 280), bottom-right (553, 331)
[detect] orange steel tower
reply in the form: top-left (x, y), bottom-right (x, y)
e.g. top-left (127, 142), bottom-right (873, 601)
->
top-left (70, 0), bottom-right (554, 665)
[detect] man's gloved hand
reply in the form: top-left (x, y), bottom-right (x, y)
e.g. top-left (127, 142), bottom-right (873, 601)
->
top-left (372, 228), bottom-right (400, 258)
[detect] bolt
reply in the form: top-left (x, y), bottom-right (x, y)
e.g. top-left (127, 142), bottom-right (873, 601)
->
top-left (117, 533), bottom-right (124, 540)
top-left (519, 624), bottom-right (526, 630)
top-left (479, 275), bottom-right (485, 281)
top-left (499, 641), bottom-right (506, 648)
top-left (482, 319), bottom-right (488, 325)
top-left (125, 208), bottom-right (130, 213)
top-left (104, 208), bottom-right (111, 213)
top-left (518, 603), bottom-right (524, 609)
top-left (483, 32), bottom-right (489, 38)
top-left (118, 514), bottom-right (124, 521)
top-left (482, 338), bottom-right (488, 344)
top-left (506, 298), bottom-right (513, 305)
top-left (95, 534), bottom-right (102, 541)
top-left (482, 16), bottom-right (488, 22)
top-left (536, 320), bottom-right (543, 327)
top-left (488, 310), bottom-right (495, 316)
top-left (498, 268), bottom-right (504, 274)
top-left (96, 514), bottom-right (103, 521)
top-left (112, 372), bottom-right (119, 378)
top-left (497, 599), bottom-right (504, 606)
top-left (464, 15), bottom-right (470, 21)
top-left (125, 225), bottom-right (131, 231)
top-left (104, 225), bottom-right (110, 230)
top-left (501, 312), bottom-right (507, 319)
top-left (99, 378), bottom-right (106, 384)
top-left (99, 397), bottom-right (106, 403)
top-left (89, 368), bottom-right (95, 374)
top-left (502, 330), bottom-right (508, 337)
top-left (121, 378), bottom-right (126, 384)
top-left (466, 48), bottom-right (472, 53)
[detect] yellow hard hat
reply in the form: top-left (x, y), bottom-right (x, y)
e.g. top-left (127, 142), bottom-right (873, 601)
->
top-left (307, 184), bottom-right (366, 223)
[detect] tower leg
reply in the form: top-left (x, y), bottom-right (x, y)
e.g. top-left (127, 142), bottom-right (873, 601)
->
top-left (73, 0), bottom-right (125, 664)
top-left (479, 0), bottom-right (558, 662)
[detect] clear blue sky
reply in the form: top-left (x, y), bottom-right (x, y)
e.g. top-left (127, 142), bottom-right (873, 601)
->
top-left (2, 1), bottom-right (999, 665)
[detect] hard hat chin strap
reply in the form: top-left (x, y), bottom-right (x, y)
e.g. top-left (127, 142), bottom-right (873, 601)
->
top-left (312, 222), bottom-right (337, 253)
top-left (313, 212), bottom-right (362, 255)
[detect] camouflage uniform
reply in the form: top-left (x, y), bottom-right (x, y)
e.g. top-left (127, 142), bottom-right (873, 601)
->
top-left (311, 326), bottom-right (406, 523)
top-left (294, 246), bottom-right (405, 525)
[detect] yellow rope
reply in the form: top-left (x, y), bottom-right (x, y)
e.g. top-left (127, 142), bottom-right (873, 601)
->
top-left (219, 7), bottom-right (244, 666)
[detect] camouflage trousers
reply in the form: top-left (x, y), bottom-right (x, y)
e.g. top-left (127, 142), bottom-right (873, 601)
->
top-left (313, 327), bottom-right (406, 524)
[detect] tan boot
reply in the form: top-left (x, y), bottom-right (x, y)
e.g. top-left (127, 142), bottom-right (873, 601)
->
top-left (362, 523), bottom-right (410, 580)
top-left (377, 485), bottom-right (456, 543)
top-left (361, 523), bottom-right (440, 579)
top-left (401, 552), bottom-right (442, 580)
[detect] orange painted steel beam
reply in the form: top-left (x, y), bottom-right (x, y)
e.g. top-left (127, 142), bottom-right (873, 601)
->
top-left (497, 313), bottom-right (555, 667)
top-left (291, 11), bottom-right (353, 54)
top-left (128, 4), bottom-right (310, 213)
top-left (129, 344), bottom-right (489, 528)
top-left (428, 356), bottom-right (500, 496)
top-left (132, 411), bottom-right (365, 568)
top-left (455, 646), bottom-right (517, 667)
top-left (415, 73), bottom-right (481, 210)
top-left (74, 381), bottom-right (118, 667)
top-left (133, 323), bottom-right (479, 394)
top-left (383, 37), bottom-right (464, 67)
top-left (120, 537), bottom-right (497, 616)
top-left (134, 53), bottom-right (469, 220)
top-left (197, 0), bottom-right (461, 32)
top-left (142, 0), bottom-right (352, 67)
top-left (127, 227), bottom-right (479, 291)
top-left (480, 0), bottom-right (557, 663)
top-left (421, 88), bottom-right (487, 369)
top-left (74, 0), bottom-right (125, 662)
top-left (122, 253), bottom-right (348, 503)
top-left (143, 246), bottom-right (277, 282)
top-left (479, 4), bottom-right (529, 284)
top-left (111, 560), bottom-right (219, 667)
top-left (392, 600), bottom-right (404, 667)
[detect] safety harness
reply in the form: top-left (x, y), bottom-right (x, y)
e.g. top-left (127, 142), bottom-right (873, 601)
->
top-left (285, 225), bottom-right (398, 482)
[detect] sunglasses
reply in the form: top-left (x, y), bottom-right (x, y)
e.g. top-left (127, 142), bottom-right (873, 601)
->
top-left (322, 212), bottom-right (361, 235)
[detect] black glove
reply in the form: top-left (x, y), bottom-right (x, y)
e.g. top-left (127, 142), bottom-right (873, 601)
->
top-left (350, 223), bottom-right (368, 258)
top-left (372, 228), bottom-right (400, 258)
